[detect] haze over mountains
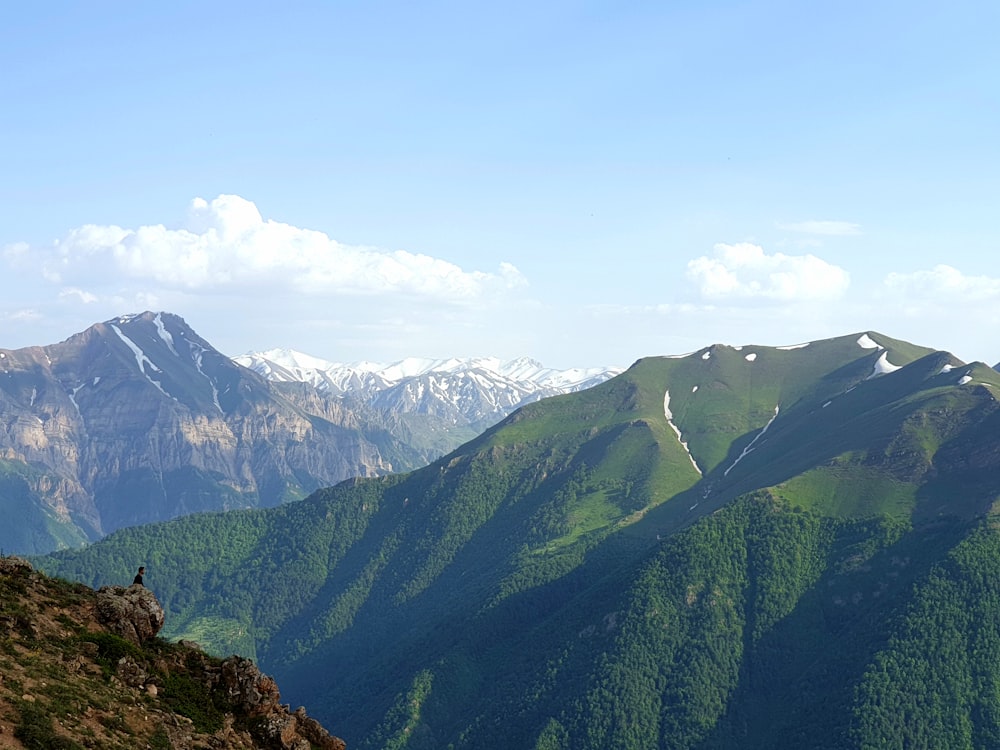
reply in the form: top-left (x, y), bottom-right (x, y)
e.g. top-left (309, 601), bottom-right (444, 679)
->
top-left (0, 312), bottom-right (620, 554)
top-left (36, 326), bottom-right (1000, 748)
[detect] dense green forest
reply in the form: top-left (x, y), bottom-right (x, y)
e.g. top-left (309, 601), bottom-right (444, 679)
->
top-left (39, 489), bottom-right (1000, 748)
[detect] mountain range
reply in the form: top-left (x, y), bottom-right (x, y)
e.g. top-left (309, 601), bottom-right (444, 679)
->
top-left (34, 329), bottom-right (1000, 748)
top-left (0, 311), bottom-right (619, 555)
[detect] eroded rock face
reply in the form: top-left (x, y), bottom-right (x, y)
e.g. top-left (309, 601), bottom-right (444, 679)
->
top-left (95, 584), bottom-right (165, 644)
top-left (219, 655), bottom-right (283, 717)
top-left (0, 556), bottom-right (33, 576)
top-left (207, 654), bottom-right (346, 750)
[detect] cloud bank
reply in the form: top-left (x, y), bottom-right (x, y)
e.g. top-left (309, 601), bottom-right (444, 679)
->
top-left (10, 195), bottom-right (526, 302)
top-left (884, 264), bottom-right (1000, 303)
top-left (686, 242), bottom-right (850, 301)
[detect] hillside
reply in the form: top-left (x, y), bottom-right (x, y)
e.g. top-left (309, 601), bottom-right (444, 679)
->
top-left (0, 555), bottom-right (343, 749)
top-left (35, 331), bottom-right (1000, 748)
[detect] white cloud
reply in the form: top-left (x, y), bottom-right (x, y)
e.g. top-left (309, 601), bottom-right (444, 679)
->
top-left (686, 243), bottom-right (850, 301)
top-left (884, 265), bottom-right (1000, 304)
top-left (12, 195), bottom-right (527, 302)
top-left (58, 288), bottom-right (99, 304)
top-left (6, 309), bottom-right (41, 323)
top-left (775, 220), bottom-right (862, 236)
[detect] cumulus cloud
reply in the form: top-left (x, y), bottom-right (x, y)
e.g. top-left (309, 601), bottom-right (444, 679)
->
top-left (775, 220), bottom-right (862, 236)
top-left (884, 265), bottom-right (1000, 303)
top-left (686, 243), bottom-right (850, 301)
top-left (16, 195), bottom-right (527, 302)
top-left (58, 288), bottom-right (99, 304)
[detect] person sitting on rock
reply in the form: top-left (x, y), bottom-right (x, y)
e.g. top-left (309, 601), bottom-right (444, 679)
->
top-left (132, 566), bottom-right (145, 586)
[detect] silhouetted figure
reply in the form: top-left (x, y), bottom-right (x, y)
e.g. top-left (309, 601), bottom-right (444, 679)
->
top-left (133, 566), bottom-right (145, 587)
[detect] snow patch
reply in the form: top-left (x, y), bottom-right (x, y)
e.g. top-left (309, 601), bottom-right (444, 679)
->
top-left (692, 385), bottom-right (699, 393)
top-left (67, 383), bottom-right (84, 414)
top-left (663, 390), bottom-right (702, 475)
top-left (745, 352), bottom-right (757, 362)
top-left (111, 324), bottom-right (168, 396)
top-left (701, 350), bottom-right (711, 360)
top-left (777, 342), bottom-right (810, 350)
top-left (154, 313), bottom-right (178, 356)
top-left (822, 401), bottom-right (832, 408)
top-left (857, 333), bottom-right (881, 350)
top-left (190, 342), bottom-right (223, 412)
top-left (938, 364), bottom-right (955, 375)
top-left (866, 351), bottom-right (901, 379)
top-left (724, 405), bottom-right (779, 477)
top-left (958, 374), bottom-right (973, 385)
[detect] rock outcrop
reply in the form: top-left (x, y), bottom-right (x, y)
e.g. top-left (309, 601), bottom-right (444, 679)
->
top-left (0, 556), bottom-right (345, 749)
top-left (96, 583), bottom-right (166, 644)
top-left (214, 656), bottom-right (346, 750)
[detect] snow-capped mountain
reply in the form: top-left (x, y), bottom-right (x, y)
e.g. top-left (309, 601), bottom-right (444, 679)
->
top-left (233, 349), bottom-right (624, 429)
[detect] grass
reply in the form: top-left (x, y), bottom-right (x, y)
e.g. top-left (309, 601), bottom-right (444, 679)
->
top-left (160, 672), bottom-right (226, 733)
top-left (81, 631), bottom-right (143, 673)
top-left (15, 700), bottom-right (85, 750)
top-left (774, 466), bottom-right (917, 518)
top-left (161, 614), bottom-right (257, 660)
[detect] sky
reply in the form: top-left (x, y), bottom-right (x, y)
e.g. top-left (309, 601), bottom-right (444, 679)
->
top-left (2, 1), bottom-right (999, 369)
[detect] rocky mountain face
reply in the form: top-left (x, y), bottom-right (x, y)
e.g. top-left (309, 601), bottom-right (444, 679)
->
top-left (0, 312), bottom-right (425, 554)
top-left (0, 555), bottom-right (344, 749)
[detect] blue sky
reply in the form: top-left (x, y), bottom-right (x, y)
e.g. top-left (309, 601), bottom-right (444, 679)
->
top-left (2, 1), bottom-right (998, 368)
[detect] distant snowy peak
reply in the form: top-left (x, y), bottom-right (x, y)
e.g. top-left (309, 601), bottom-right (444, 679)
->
top-left (232, 349), bottom-right (622, 428)
top-left (233, 350), bottom-right (623, 394)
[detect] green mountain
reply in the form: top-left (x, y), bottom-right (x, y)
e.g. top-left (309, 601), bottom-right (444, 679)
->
top-left (35, 332), bottom-right (1000, 748)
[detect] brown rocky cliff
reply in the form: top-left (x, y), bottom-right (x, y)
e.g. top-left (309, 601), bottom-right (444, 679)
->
top-left (0, 556), bottom-right (345, 749)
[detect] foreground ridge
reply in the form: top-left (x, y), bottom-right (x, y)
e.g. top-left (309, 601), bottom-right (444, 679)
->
top-left (0, 556), bottom-right (344, 749)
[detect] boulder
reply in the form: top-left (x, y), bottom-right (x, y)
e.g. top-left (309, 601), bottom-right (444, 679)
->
top-left (0, 556), bottom-right (33, 576)
top-left (214, 655), bottom-right (346, 750)
top-left (219, 656), bottom-right (282, 717)
top-left (96, 584), bottom-right (165, 644)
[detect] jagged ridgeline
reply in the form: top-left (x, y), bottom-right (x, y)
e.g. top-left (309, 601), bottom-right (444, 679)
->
top-left (36, 332), bottom-right (1000, 748)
